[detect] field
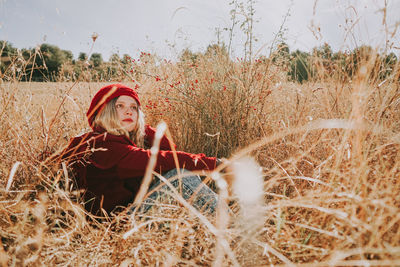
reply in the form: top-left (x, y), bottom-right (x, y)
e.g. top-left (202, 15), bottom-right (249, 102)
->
top-left (1, 48), bottom-right (400, 266)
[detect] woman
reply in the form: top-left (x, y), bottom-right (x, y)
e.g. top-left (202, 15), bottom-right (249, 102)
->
top-left (62, 84), bottom-right (220, 216)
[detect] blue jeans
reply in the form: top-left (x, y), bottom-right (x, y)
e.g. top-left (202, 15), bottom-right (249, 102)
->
top-left (137, 169), bottom-right (217, 214)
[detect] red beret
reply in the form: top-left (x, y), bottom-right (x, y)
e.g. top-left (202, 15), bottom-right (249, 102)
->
top-left (86, 84), bottom-right (141, 128)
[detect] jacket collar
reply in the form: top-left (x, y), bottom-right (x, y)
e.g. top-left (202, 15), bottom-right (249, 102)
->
top-left (93, 126), bottom-right (107, 134)
top-left (92, 126), bottom-right (135, 146)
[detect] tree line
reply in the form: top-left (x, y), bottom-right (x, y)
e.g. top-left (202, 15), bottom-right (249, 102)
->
top-left (0, 40), bottom-right (398, 83)
top-left (0, 41), bottom-right (132, 82)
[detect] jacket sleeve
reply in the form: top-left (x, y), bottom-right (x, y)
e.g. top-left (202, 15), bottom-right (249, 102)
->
top-left (145, 125), bottom-right (177, 151)
top-left (91, 141), bottom-right (217, 179)
top-left (61, 134), bottom-right (90, 163)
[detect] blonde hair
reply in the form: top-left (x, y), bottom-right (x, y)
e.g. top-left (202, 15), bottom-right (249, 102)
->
top-left (93, 98), bottom-right (146, 148)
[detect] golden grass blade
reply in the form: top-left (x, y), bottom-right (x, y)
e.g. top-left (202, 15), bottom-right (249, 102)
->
top-left (6, 161), bottom-right (21, 192)
top-left (127, 171), bottom-right (240, 266)
top-left (2, 16), bottom-right (400, 264)
top-left (62, 161), bottom-right (69, 191)
top-left (212, 171), bottom-right (230, 267)
top-left (254, 240), bottom-right (295, 267)
top-left (133, 121), bottom-right (167, 207)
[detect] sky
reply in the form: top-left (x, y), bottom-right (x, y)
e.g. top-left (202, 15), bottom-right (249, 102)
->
top-left (0, 0), bottom-right (399, 60)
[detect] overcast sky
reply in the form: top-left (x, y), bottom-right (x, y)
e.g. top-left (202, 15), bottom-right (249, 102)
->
top-left (0, 0), bottom-right (399, 60)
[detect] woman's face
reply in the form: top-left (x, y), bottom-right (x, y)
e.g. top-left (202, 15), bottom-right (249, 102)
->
top-left (115, 95), bottom-right (139, 132)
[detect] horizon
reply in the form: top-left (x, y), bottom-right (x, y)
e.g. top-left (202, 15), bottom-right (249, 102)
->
top-left (1, 0), bottom-right (399, 60)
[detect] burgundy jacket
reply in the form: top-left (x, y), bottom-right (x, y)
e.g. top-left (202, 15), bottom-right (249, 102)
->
top-left (62, 125), bottom-right (217, 215)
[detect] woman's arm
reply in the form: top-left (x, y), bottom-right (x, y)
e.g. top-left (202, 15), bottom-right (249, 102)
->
top-left (82, 131), bottom-right (216, 179)
top-left (115, 143), bottom-right (217, 178)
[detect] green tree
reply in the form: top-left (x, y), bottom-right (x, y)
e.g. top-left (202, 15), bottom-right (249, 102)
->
top-left (0, 41), bottom-right (18, 75)
top-left (270, 42), bottom-right (291, 73)
top-left (40, 44), bottom-right (69, 71)
top-left (288, 50), bottom-right (311, 83)
top-left (0, 40), bottom-right (17, 58)
top-left (312, 43), bottom-right (333, 60)
top-left (204, 43), bottom-right (229, 58)
top-left (78, 52), bottom-right (87, 61)
top-left (90, 53), bottom-right (103, 67)
top-left (179, 48), bottom-right (200, 64)
top-left (122, 54), bottom-right (131, 65)
top-left (62, 50), bottom-right (73, 61)
top-left (109, 53), bottom-right (120, 63)
top-left (27, 43), bottom-right (72, 81)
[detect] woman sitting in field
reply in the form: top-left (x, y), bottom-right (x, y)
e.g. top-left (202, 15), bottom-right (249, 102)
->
top-left (62, 84), bottom-right (221, 217)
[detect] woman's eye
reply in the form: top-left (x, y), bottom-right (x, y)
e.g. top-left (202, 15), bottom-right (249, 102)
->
top-left (116, 103), bottom-right (137, 112)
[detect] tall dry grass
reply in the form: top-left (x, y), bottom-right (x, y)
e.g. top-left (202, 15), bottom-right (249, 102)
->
top-left (1, 16), bottom-right (400, 267)
top-left (1, 47), bottom-right (399, 266)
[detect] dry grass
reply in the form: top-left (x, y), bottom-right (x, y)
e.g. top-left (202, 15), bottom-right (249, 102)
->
top-left (1, 38), bottom-right (400, 267)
